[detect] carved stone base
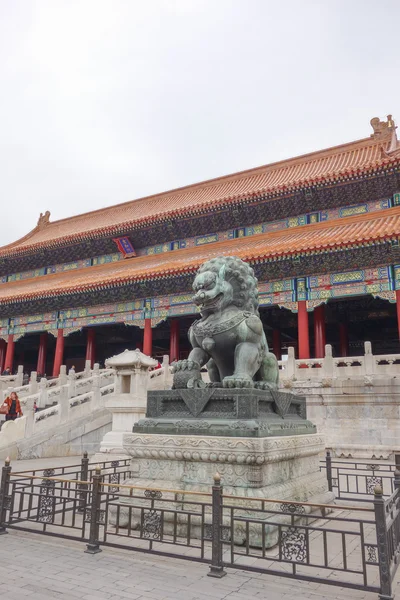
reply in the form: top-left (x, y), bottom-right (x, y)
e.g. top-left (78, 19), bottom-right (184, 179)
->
top-left (111, 432), bottom-right (334, 547)
top-left (133, 388), bottom-right (315, 437)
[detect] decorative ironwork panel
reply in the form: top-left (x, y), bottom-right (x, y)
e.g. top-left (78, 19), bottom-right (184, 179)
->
top-left (366, 464), bottom-right (380, 471)
top-left (142, 509), bottom-right (162, 540)
top-left (280, 503), bottom-right (305, 515)
top-left (109, 473), bottom-right (119, 493)
top-left (84, 508), bottom-right (105, 524)
top-left (43, 468), bottom-right (55, 478)
top-left (111, 460), bottom-right (120, 468)
top-left (366, 545), bottom-right (378, 563)
top-left (281, 526), bottom-right (308, 563)
top-left (144, 490), bottom-right (162, 500)
top-left (366, 476), bottom-right (383, 494)
top-left (38, 494), bottom-right (55, 523)
top-left (98, 509), bottom-right (105, 524)
top-left (38, 469), bottom-right (56, 523)
top-left (204, 524), bottom-right (231, 541)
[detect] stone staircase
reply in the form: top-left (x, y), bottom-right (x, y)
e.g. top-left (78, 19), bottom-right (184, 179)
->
top-left (0, 356), bottom-right (173, 460)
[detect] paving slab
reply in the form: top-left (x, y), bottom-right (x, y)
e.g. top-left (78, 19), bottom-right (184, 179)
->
top-left (1, 530), bottom-right (400, 600)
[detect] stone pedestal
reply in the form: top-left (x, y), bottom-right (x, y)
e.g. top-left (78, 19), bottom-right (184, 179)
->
top-left (117, 430), bottom-right (333, 547)
top-left (98, 349), bottom-right (157, 455)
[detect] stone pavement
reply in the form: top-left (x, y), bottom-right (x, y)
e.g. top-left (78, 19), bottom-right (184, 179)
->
top-left (2, 455), bottom-right (400, 600)
top-left (0, 529), bottom-right (399, 600)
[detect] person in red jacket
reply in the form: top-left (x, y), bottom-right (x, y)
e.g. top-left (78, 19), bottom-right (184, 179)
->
top-left (4, 392), bottom-right (23, 421)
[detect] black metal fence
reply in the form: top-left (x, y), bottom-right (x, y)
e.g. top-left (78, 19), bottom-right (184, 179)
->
top-left (1, 455), bottom-right (400, 598)
top-left (321, 451), bottom-right (400, 502)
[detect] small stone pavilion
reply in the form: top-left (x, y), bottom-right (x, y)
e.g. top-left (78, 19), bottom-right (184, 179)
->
top-left (0, 115), bottom-right (399, 372)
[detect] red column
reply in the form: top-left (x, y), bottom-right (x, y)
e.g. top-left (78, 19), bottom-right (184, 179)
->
top-left (272, 329), bottom-right (281, 360)
top-left (314, 304), bottom-right (326, 358)
top-left (0, 339), bottom-right (5, 373)
top-left (37, 333), bottom-right (48, 375)
top-left (143, 319), bottom-right (153, 357)
top-left (170, 319), bottom-right (180, 362)
top-left (53, 329), bottom-right (65, 377)
top-left (85, 328), bottom-right (96, 368)
top-left (4, 334), bottom-right (15, 373)
top-left (339, 323), bottom-right (349, 357)
top-left (396, 290), bottom-right (400, 340)
top-left (297, 301), bottom-right (310, 360)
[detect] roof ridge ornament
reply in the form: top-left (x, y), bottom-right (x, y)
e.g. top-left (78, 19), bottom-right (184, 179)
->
top-left (37, 211), bottom-right (51, 230)
top-left (370, 114), bottom-right (396, 138)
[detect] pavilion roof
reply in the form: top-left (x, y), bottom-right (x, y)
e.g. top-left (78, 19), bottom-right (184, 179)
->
top-left (1, 207), bottom-right (399, 305)
top-left (1, 123), bottom-right (400, 259)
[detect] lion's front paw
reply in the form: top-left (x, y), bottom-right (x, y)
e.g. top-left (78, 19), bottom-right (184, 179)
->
top-left (222, 375), bottom-right (254, 389)
top-left (254, 381), bottom-right (278, 391)
top-left (172, 359), bottom-right (199, 373)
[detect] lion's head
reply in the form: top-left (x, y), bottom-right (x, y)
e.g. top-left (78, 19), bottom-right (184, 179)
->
top-left (192, 256), bottom-right (259, 315)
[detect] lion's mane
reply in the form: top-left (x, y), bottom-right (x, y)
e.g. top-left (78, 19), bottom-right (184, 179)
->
top-left (196, 256), bottom-right (259, 315)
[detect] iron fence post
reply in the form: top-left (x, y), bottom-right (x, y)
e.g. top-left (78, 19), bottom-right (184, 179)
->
top-left (373, 484), bottom-right (394, 600)
top-left (0, 457), bottom-right (11, 535)
top-left (326, 450), bottom-right (333, 492)
top-left (208, 472), bottom-right (226, 578)
top-left (78, 451), bottom-right (89, 513)
top-left (85, 465), bottom-right (102, 554)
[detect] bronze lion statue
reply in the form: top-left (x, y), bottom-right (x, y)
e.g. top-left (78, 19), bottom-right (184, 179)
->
top-left (172, 256), bottom-right (279, 390)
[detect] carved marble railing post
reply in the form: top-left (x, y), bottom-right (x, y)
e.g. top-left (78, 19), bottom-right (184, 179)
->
top-left (68, 368), bottom-right (76, 399)
top-left (24, 400), bottom-right (35, 438)
top-left (29, 372), bottom-right (38, 394)
top-left (59, 365), bottom-right (67, 386)
top-left (286, 347), bottom-right (296, 379)
top-left (323, 345), bottom-right (333, 377)
top-left (16, 366), bottom-right (23, 387)
top-left (364, 341), bottom-right (375, 376)
top-left (92, 374), bottom-right (101, 411)
top-left (37, 378), bottom-right (48, 409)
top-left (162, 355), bottom-right (170, 389)
top-left (84, 360), bottom-right (91, 379)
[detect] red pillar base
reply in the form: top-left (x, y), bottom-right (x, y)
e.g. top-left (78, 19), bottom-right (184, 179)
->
top-left (170, 320), bottom-right (180, 363)
top-left (314, 304), bottom-right (326, 358)
top-left (143, 319), bottom-right (153, 357)
top-left (53, 330), bottom-right (65, 377)
top-left (298, 301), bottom-right (310, 360)
top-left (85, 329), bottom-right (96, 368)
top-left (0, 339), bottom-right (6, 374)
top-left (4, 335), bottom-right (15, 374)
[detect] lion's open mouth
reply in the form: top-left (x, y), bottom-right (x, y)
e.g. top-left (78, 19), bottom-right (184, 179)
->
top-left (200, 293), bottom-right (223, 309)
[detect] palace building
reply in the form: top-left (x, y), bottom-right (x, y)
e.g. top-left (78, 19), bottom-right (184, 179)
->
top-left (1, 115), bottom-right (400, 375)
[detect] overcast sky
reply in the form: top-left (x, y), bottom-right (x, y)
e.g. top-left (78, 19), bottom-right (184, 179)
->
top-left (0, 0), bottom-right (399, 246)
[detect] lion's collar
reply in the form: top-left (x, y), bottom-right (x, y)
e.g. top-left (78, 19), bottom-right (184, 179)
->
top-left (191, 311), bottom-right (251, 337)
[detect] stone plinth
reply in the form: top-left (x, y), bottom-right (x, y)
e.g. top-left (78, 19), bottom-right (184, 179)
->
top-left (133, 388), bottom-right (315, 437)
top-left (99, 349), bottom-right (158, 455)
top-left (116, 431), bottom-right (333, 547)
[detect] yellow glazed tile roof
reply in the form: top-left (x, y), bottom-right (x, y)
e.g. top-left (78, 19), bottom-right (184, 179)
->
top-left (1, 207), bottom-right (399, 304)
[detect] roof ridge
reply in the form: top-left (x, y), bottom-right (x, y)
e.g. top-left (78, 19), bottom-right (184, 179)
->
top-left (33, 134), bottom-right (380, 228)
